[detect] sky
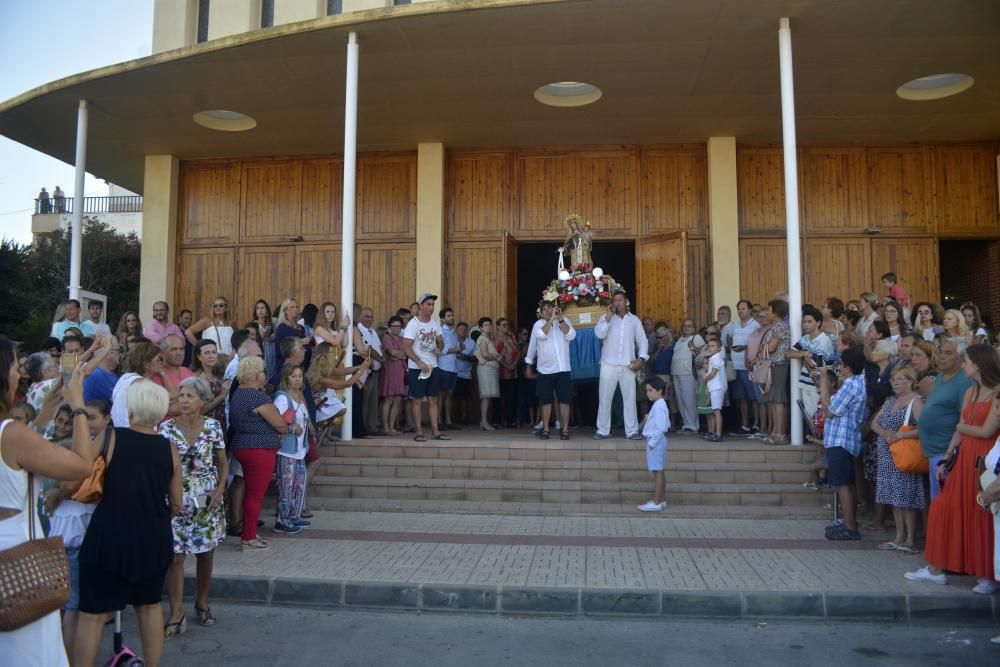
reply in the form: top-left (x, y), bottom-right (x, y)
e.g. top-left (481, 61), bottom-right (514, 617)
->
top-left (0, 0), bottom-right (153, 244)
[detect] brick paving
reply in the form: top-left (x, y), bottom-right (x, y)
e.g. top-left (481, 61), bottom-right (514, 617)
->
top-left (190, 510), bottom-right (985, 596)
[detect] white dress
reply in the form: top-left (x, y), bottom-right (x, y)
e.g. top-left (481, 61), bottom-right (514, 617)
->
top-left (0, 419), bottom-right (70, 666)
top-left (201, 324), bottom-right (235, 358)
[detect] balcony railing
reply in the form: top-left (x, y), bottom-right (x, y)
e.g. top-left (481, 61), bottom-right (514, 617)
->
top-left (34, 195), bottom-right (143, 215)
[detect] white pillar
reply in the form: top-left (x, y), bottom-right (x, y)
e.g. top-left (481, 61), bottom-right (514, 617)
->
top-left (779, 17), bottom-right (804, 446)
top-left (340, 31), bottom-right (359, 441)
top-left (69, 100), bottom-right (88, 300)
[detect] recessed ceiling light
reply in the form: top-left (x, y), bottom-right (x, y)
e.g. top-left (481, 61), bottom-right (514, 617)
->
top-left (534, 81), bottom-right (602, 107)
top-left (193, 109), bottom-right (257, 131)
top-left (896, 73), bottom-right (974, 101)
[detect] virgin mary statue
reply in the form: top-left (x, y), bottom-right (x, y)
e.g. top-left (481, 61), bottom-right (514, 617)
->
top-left (558, 214), bottom-right (594, 271)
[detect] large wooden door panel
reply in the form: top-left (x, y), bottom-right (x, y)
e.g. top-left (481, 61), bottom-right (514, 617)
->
top-left (445, 243), bottom-right (504, 325)
top-left (241, 160), bottom-right (303, 243)
top-left (175, 248), bottom-right (236, 320)
top-left (295, 244), bottom-right (342, 310)
top-left (300, 159), bottom-right (343, 241)
top-left (448, 151), bottom-right (514, 239)
top-left (640, 148), bottom-right (707, 235)
top-left (636, 231), bottom-right (688, 329)
top-left (866, 147), bottom-right (933, 234)
top-left (801, 147), bottom-right (867, 234)
top-left (179, 161), bottom-right (240, 246)
top-left (934, 145), bottom-right (999, 235)
top-left (740, 239), bottom-right (790, 307)
top-left (871, 238), bottom-right (939, 305)
top-left (356, 244), bottom-right (416, 324)
top-left (237, 247), bottom-right (294, 321)
top-left (805, 238), bottom-right (871, 306)
top-left (738, 147), bottom-right (786, 234)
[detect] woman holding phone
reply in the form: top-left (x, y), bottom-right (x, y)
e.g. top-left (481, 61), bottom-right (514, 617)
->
top-left (159, 376), bottom-right (228, 636)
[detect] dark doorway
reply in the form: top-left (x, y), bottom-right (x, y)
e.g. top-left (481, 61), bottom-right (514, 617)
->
top-left (939, 240), bottom-right (999, 329)
top-left (514, 240), bottom-right (637, 331)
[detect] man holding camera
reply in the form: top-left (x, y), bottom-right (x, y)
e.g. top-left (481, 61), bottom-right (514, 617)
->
top-left (529, 300), bottom-right (576, 440)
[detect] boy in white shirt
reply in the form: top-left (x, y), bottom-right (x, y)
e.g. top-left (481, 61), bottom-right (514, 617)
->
top-left (701, 338), bottom-right (726, 442)
top-left (638, 376), bottom-right (671, 511)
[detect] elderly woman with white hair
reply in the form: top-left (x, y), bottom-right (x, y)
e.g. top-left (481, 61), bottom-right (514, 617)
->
top-left (73, 379), bottom-right (182, 667)
top-left (160, 376), bottom-right (228, 638)
top-left (229, 355), bottom-right (288, 550)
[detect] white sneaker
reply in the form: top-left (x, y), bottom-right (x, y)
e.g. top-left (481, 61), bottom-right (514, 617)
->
top-left (637, 500), bottom-right (666, 512)
top-left (903, 566), bottom-right (947, 585)
top-left (991, 635), bottom-right (1000, 645)
top-left (972, 579), bottom-right (1000, 595)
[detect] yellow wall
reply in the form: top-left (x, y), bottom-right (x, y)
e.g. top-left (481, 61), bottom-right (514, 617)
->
top-left (274, 0), bottom-right (324, 25)
top-left (208, 0), bottom-right (260, 40)
top-left (140, 155), bottom-right (179, 319)
top-left (415, 143), bottom-right (445, 302)
top-left (152, 0), bottom-right (197, 53)
top-left (707, 137), bottom-right (740, 311)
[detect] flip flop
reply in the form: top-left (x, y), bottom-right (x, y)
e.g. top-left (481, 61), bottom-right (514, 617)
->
top-left (413, 434), bottom-right (427, 442)
top-left (877, 541), bottom-right (898, 551)
top-left (432, 434), bottom-right (451, 440)
top-left (895, 546), bottom-right (919, 555)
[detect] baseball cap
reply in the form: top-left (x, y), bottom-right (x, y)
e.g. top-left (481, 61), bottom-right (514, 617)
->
top-left (418, 292), bottom-right (438, 304)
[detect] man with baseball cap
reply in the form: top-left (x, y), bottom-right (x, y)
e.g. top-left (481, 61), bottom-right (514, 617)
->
top-left (402, 292), bottom-right (449, 442)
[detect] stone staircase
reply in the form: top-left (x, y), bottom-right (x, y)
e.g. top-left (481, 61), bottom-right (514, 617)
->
top-left (305, 431), bottom-right (827, 511)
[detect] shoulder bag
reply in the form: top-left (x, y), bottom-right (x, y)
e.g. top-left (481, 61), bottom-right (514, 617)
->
top-left (0, 437), bottom-right (70, 631)
top-left (752, 343), bottom-right (772, 393)
top-left (977, 453), bottom-right (1000, 514)
top-left (71, 426), bottom-right (112, 504)
top-left (889, 398), bottom-right (929, 473)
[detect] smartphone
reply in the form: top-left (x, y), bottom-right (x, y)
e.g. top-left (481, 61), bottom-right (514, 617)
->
top-left (61, 352), bottom-right (78, 386)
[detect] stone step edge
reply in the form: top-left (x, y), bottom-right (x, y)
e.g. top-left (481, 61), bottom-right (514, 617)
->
top-left (184, 575), bottom-right (998, 622)
top-left (312, 476), bottom-right (817, 493)
top-left (323, 457), bottom-right (812, 471)
top-left (333, 439), bottom-right (811, 452)
top-left (272, 498), bottom-right (832, 518)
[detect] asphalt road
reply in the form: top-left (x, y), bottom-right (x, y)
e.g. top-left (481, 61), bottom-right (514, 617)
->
top-left (102, 603), bottom-right (998, 667)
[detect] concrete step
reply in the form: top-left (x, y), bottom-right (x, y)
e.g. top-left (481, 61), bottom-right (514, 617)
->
top-left (309, 475), bottom-right (827, 507)
top-left (326, 441), bottom-right (813, 465)
top-left (320, 457), bottom-right (813, 485)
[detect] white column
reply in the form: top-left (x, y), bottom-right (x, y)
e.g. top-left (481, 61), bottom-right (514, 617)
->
top-left (69, 100), bottom-right (88, 300)
top-left (340, 31), bottom-right (359, 441)
top-left (779, 17), bottom-right (804, 446)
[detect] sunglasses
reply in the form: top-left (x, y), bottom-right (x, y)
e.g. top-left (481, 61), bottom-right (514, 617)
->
top-left (213, 303), bottom-right (227, 308)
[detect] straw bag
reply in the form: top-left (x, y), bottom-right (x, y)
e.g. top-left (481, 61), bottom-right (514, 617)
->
top-left (0, 470), bottom-right (70, 631)
top-left (889, 398), bottom-right (928, 474)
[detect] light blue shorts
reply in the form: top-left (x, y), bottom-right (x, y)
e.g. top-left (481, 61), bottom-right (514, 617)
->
top-left (646, 435), bottom-right (667, 472)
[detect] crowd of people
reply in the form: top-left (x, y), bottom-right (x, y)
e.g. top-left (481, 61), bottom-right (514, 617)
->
top-left (2, 269), bottom-right (1000, 662)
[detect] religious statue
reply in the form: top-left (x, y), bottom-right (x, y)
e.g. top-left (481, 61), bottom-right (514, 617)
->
top-left (557, 214), bottom-right (594, 271)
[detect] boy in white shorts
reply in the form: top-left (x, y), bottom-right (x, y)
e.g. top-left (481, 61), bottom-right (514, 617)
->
top-left (701, 338), bottom-right (726, 442)
top-left (638, 376), bottom-right (670, 511)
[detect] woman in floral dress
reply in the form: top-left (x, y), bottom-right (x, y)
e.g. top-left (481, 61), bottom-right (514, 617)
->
top-left (160, 376), bottom-right (228, 637)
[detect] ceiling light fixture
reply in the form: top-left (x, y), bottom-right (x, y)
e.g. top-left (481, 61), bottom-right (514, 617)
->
top-left (896, 73), bottom-right (974, 101)
top-left (193, 109), bottom-right (257, 131)
top-left (534, 81), bottom-right (602, 107)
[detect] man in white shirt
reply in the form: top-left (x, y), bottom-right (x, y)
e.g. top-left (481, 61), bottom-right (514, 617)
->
top-left (437, 307), bottom-right (461, 429)
top-left (593, 291), bottom-right (648, 440)
top-left (726, 299), bottom-right (761, 436)
top-left (357, 306), bottom-right (384, 434)
top-left (402, 292), bottom-right (447, 442)
top-left (856, 292), bottom-right (880, 337)
top-left (530, 300), bottom-right (576, 440)
top-left (84, 300), bottom-right (112, 337)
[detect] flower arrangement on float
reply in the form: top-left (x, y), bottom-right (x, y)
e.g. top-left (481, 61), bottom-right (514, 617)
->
top-left (541, 264), bottom-right (621, 307)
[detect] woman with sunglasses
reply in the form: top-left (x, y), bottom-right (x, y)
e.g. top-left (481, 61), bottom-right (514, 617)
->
top-left (186, 297), bottom-right (235, 360)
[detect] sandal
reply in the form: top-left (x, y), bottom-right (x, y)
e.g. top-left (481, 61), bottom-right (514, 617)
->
top-left (227, 521), bottom-right (243, 537)
top-left (877, 541), bottom-right (898, 551)
top-left (540, 430), bottom-right (550, 440)
top-left (560, 431), bottom-right (569, 441)
top-left (195, 605), bottom-right (216, 626)
top-left (432, 434), bottom-right (451, 441)
top-left (241, 537), bottom-right (270, 550)
top-left (895, 546), bottom-right (919, 555)
top-left (163, 614), bottom-right (187, 640)
top-left (413, 434), bottom-right (427, 442)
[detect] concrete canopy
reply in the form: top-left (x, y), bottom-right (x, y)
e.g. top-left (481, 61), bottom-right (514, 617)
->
top-left (1, 0), bottom-right (998, 194)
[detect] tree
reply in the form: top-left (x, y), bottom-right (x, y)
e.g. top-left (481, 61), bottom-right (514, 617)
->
top-left (2, 218), bottom-right (141, 348)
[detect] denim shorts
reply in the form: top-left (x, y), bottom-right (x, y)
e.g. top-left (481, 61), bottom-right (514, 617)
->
top-left (730, 370), bottom-right (756, 401)
top-left (65, 546), bottom-right (81, 611)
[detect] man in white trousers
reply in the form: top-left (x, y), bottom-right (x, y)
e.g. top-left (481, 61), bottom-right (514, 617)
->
top-left (593, 291), bottom-right (648, 440)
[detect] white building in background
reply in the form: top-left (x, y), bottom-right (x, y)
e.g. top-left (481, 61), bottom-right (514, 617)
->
top-left (31, 183), bottom-right (143, 241)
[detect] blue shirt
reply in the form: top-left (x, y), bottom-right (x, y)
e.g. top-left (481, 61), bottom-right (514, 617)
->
top-left (918, 370), bottom-right (974, 457)
top-left (455, 338), bottom-right (476, 380)
top-left (439, 325), bottom-right (459, 373)
top-left (83, 367), bottom-right (118, 405)
top-left (824, 374), bottom-right (868, 456)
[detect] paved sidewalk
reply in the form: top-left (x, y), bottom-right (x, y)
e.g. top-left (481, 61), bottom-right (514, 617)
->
top-left (186, 510), bottom-right (999, 621)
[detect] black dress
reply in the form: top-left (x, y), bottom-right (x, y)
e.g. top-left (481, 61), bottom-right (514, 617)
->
top-left (79, 428), bottom-right (174, 611)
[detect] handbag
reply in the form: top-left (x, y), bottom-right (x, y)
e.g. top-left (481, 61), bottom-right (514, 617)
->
top-left (889, 398), bottom-right (929, 474)
top-left (724, 359), bottom-right (737, 383)
top-left (71, 427), bottom-right (112, 504)
top-left (0, 467), bottom-right (70, 631)
top-left (752, 345), bottom-right (772, 393)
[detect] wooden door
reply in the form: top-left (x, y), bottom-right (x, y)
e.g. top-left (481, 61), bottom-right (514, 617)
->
top-left (237, 246), bottom-right (295, 321)
top-left (870, 238), bottom-right (940, 304)
top-left (739, 239), bottom-right (789, 307)
top-left (295, 244), bottom-right (343, 310)
top-left (636, 231), bottom-right (688, 328)
top-left (241, 160), bottom-right (303, 243)
top-left (804, 238), bottom-right (871, 307)
top-left (503, 231), bottom-right (518, 322)
top-left (175, 247), bottom-right (236, 320)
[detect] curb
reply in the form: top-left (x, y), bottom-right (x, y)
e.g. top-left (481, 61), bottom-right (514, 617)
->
top-left (184, 575), bottom-right (1000, 622)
